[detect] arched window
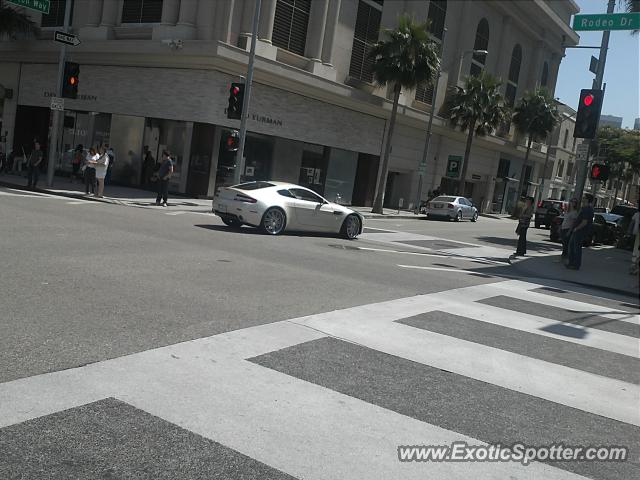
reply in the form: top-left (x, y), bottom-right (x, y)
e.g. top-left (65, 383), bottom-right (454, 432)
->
top-left (416, 0), bottom-right (447, 104)
top-left (470, 19), bottom-right (489, 76)
top-left (541, 61), bottom-right (549, 88)
top-left (505, 44), bottom-right (522, 107)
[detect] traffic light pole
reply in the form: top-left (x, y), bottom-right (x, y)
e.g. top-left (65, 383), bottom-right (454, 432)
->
top-left (573, 0), bottom-right (615, 202)
top-left (234, 0), bottom-right (262, 185)
top-left (46, 0), bottom-right (72, 187)
top-left (415, 28), bottom-right (447, 213)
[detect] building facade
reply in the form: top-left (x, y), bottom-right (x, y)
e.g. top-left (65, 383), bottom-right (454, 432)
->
top-left (599, 114), bottom-right (623, 129)
top-left (0, 0), bottom-right (579, 209)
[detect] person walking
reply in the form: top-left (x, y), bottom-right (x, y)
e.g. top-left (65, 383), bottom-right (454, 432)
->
top-left (71, 144), bottom-right (83, 182)
top-left (84, 147), bottom-right (98, 195)
top-left (93, 146), bottom-right (110, 198)
top-left (26, 142), bottom-right (43, 189)
top-left (558, 198), bottom-right (578, 262)
top-left (155, 150), bottom-right (173, 207)
top-left (566, 194), bottom-right (595, 270)
top-left (515, 196), bottom-right (533, 256)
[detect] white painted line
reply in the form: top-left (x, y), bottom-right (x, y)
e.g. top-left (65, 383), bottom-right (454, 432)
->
top-left (66, 200), bottom-right (99, 205)
top-left (442, 301), bottom-right (639, 358)
top-left (398, 264), bottom-right (491, 275)
top-left (0, 321), bottom-right (589, 480)
top-left (295, 313), bottom-right (640, 426)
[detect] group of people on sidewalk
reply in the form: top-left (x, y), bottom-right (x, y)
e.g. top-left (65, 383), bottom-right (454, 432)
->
top-left (70, 144), bottom-right (114, 198)
top-left (515, 194), bottom-right (640, 274)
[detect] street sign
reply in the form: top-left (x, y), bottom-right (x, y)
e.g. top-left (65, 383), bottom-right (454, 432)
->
top-left (50, 97), bottom-right (64, 111)
top-left (54, 30), bottom-right (81, 47)
top-left (573, 13), bottom-right (640, 31)
top-left (446, 155), bottom-right (461, 178)
top-left (417, 161), bottom-right (427, 174)
top-left (576, 143), bottom-right (589, 162)
top-left (6, 0), bottom-right (50, 15)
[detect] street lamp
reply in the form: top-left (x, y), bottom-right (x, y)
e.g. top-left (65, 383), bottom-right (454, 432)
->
top-left (457, 49), bottom-right (488, 84)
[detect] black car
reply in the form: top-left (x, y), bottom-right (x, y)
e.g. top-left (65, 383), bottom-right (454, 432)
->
top-left (535, 200), bottom-right (567, 228)
top-left (550, 213), bottom-right (623, 246)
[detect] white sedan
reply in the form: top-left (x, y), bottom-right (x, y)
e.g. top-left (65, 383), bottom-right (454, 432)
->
top-left (424, 196), bottom-right (478, 222)
top-left (212, 181), bottom-right (364, 239)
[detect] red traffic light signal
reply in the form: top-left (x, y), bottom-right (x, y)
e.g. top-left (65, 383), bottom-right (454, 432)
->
top-left (61, 61), bottom-right (80, 99)
top-left (590, 163), bottom-right (609, 182)
top-left (227, 83), bottom-right (245, 120)
top-left (224, 130), bottom-right (240, 152)
top-left (574, 89), bottom-right (603, 139)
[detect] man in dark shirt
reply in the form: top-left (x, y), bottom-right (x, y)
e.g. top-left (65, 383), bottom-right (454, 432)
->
top-left (155, 150), bottom-right (174, 207)
top-left (566, 194), bottom-right (594, 270)
top-left (27, 142), bottom-right (43, 189)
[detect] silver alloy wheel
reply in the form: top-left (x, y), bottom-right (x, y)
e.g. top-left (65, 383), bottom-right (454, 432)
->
top-left (345, 215), bottom-right (360, 239)
top-left (262, 208), bottom-right (285, 235)
top-left (471, 212), bottom-right (478, 222)
top-left (455, 210), bottom-right (462, 222)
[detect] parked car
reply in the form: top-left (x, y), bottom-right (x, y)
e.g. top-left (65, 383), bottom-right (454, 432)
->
top-left (534, 199), bottom-right (567, 229)
top-left (550, 212), bottom-right (622, 246)
top-left (212, 181), bottom-right (364, 238)
top-left (424, 196), bottom-right (478, 222)
top-left (593, 206), bottom-right (609, 213)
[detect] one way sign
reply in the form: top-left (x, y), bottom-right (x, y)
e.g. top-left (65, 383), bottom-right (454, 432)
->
top-left (54, 31), bottom-right (81, 47)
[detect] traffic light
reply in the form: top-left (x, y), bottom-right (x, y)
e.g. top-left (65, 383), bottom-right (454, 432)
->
top-left (61, 61), bottom-right (80, 99)
top-left (574, 88), bottom-right (603, 139)
top-left (227, 83), bottom-right (244, 120)
top-left (590, 163), bottom-right (609, 182)
top-left (224, 130), bottom-right (240, 152)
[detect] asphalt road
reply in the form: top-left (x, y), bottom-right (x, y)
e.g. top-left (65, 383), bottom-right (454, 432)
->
top-left (1, 187), bottom-right (638, 480)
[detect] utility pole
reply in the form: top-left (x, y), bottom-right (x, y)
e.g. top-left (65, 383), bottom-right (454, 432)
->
top-left (233, 0), bottom-right (262, 185)
top-left (573, 0), bottom-right (615, 201)
top-left (416, 28), bottom-right (447, 212)
top-left (46, 0), bottom-right (72, 187)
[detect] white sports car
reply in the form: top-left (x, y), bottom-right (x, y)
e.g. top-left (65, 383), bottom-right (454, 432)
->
top-left (212, 181), bottom-right (364, 239)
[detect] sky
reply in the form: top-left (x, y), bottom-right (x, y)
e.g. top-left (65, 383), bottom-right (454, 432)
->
top-left (554, 0), bottom-right (640, 128)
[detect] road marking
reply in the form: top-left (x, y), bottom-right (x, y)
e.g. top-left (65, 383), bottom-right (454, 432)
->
top-left (398, 264), bottom-right (490, 275)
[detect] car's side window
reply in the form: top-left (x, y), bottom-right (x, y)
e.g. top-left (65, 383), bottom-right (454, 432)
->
top-left (277, 189), bottom-right (295, 198)
top-left (460, 198), bottom-right (469, 206)
top-left (291, 188), bottom-right (323, 203)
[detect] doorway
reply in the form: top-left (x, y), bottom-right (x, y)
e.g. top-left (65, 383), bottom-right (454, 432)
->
top-left (186, 123), bottom-right (215, 196)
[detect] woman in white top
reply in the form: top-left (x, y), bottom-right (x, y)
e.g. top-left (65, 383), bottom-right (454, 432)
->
top-left (83, 147), bottom-right (98, 195)
top-left (560, 198), bottom-right (579, 260)
top-left (92, 146), bottom-right (110, 198)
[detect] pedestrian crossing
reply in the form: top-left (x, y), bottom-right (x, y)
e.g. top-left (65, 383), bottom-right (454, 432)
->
top-left (0, 279), bottom-right (638, 479)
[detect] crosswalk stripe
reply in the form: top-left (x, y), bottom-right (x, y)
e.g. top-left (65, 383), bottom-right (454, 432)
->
top-left (442, 301), bottom-right (639, 357)
top-left (0, 322), bottom-right (592, 480)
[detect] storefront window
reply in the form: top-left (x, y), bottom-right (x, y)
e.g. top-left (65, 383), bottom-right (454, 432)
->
top-left (144, 118), bottom-right (186, 189)
top-left (325, 148), bottom-right (358, 204)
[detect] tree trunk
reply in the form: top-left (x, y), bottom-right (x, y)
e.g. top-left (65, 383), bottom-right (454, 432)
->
top-left (516, 136), bottom-right (533, 199)
top-left (457, 120), bottom-right (476, 196)
top-left (372, 84), bottom-right (401, 214)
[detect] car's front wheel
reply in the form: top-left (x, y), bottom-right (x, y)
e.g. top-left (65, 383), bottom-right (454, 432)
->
top-left (261, 208), bottom-right (286, 235)
top-left (454, 210), bottom-right (463, 222)
top-left (341, 214), bottom-right (361, 240)
top-left (471, 211), bottom-right (478, 222)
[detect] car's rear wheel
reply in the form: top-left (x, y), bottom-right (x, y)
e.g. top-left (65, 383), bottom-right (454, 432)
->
top-left (341, 214), bottom-right (361, 240)
top-left (535, 221), bottom-right (541, 228)
top-left (221, 217), bottom-right (241, 228)
top-left (454, 210), bottom-right (462, 222)
top-left (261, 208), bottom-right (286, 235)
top-left (471, 211), bottom-right (478, 222)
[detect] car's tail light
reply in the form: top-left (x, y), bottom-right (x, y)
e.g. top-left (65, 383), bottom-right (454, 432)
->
top-left (447, 203), bottom-right (454, 208)
top-left (234, 193), bottom-right (257, 203)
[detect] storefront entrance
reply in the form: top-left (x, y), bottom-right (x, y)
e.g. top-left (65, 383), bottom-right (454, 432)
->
top-left (186, 123), bottom-right (215, 197)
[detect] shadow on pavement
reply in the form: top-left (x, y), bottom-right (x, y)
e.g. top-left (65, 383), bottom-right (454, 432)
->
top-left (194, 224), bottom-right (345, 240)
top-left (476, 236), bottom-right (560, 253)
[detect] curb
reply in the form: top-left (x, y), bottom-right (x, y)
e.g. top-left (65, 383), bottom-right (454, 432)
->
top-left (0, 179), bottom-right (116, 204)
top-left (507, 254), bottom-right (639, 298)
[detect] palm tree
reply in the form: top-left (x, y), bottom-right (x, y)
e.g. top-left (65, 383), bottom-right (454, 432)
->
top-left (513, 88), bottom-right (559, 198)
top-left (369, 14), bottom-right (440, 214)
top-left (0, 0), bottom-right (39, 37)
top-left (446, 72), bottom-right (510, 197)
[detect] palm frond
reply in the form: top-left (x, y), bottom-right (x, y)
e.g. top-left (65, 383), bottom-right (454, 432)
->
top-left (512, 88), bottom-right (559, 142)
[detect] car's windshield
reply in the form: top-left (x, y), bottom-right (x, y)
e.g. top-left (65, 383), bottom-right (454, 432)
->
top-left (235, 182), bottom-right (275, 190)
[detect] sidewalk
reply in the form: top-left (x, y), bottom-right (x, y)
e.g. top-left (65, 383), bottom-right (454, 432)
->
top-left (509, 246), bottom-right (639, 298)
top-left (0, 173), bottom-right (211, 208)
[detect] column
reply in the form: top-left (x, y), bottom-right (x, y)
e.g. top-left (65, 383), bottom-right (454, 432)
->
top-left (240, 0), bottom-right (255, 36)
top-left (549, 53), bottom-right (561, 96)
top-left (493, 15), bottom-right (511, 81)
top-left (530, 40), bottom-right (545, 90)
top-left (161, 0), bottom-right (180, 25)
top-left (258, 0), bottom-right (277, 42)
top-left (178, 0), bottom-right (198, 26)
top-left (213, 0), bottom-right (235, 43)
top-left (86, 0), bottom-right (104, 27)
top-left (100, 0), bottom-right (119, 27)
top-left (305, 0), bottom-right (329, 61)
top-left (196, 0), bottom-right (216, 40)
top-left (321, 0), bottom-right (340, 65)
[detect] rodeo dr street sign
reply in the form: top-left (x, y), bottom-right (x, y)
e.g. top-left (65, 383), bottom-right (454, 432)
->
top-left (573, 12), bottom-right (640, 31)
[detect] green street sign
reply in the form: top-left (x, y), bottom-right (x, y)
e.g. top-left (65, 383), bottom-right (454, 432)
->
top-left (573, 13), bottom-right (639, 31)
top-left (446, 155), bottom-right (462, 178)
top-left (6, 0), bottom-right (50, 15)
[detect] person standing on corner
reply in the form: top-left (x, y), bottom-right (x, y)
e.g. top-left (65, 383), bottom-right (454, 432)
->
top-left (84, 147), bottom-right (98, 195)
top-left (105, 144), bottom-right (115, 185)
top-left (558, 197), bottom-right (578, 263)
top-left (515, 196), bottom-right (533, 256)
top-left (93, 146), bottom-right (109, 198)
top-left (71, 144), bottom-right (83, 183)
top-left (26, 142), bottom-right (43, 190)
top-left (566, 194), bottom-right (595, 271)
top-left (155, 150), bottom-right (173, 207)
